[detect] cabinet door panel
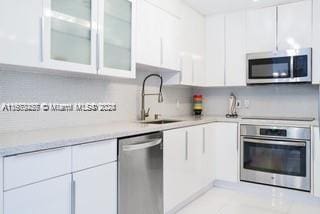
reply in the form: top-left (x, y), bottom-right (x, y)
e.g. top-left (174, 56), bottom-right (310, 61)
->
top-left (206, 14), bottom-right (225, 86)
top-left (213, 123), bottom-right (238, 182)
top-left (43, 0), bottom-right (97, 74)
top-left (246, 7), bottom-right (277, 53)
top-left (180, 53), bottom-right (193, 85)
top-left (192, 56), bottom-right (205, 86)
top-left (278, 0), bottom-right (312, 50)
top-left (164, 128), bottom-right (189, 212)
top-left (225, 11), bottom-right (246, 87)
top-left (99, 0), bottom-right (136, 78)
top-left (314, 127), bottom-right (320, 197)
top-left (74, 163), bottom-right (117, 214)
top-left (201, 124), bottom-right (215, 186)
top-left (187, 126), bottom-right (204, 194)
top-left (161, 10), bottom-right (180, 71)
top-left (0, 0), bottom-right (43, 67)
top-left (313, 0), bottom-right (320, 84)
top-left (4, 175), bottom-right (71, 214)
top-left (136, 0), bottom-right (161, 67)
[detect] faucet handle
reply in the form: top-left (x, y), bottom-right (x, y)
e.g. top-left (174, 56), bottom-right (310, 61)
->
top-left (145, 108), bottom-right (150, 118)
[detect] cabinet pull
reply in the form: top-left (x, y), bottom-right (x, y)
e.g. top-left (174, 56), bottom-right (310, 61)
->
top-left (96, 32), bottom-right (100, 71)
top-left (7, 147), bottom-right (66, 158)
top-left (71, 178), bottom-right (76, 214)
top-left (40, 16), bottom-right (45, 62)
top-left (185, 131), bottom-right (189, 161)
top-left (202, 127), bottom-right (206, 154)
top-left (160, 37), bottom-right (163, 65)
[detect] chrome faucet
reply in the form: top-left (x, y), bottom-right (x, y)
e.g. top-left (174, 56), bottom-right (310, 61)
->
top-left (141, 74), bottom-right (164, 120)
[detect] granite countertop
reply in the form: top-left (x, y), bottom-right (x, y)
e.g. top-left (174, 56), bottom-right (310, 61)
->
top-left (0, 115), bottom-right (318, 157)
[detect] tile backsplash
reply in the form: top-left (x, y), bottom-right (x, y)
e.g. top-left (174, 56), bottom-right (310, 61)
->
top-left (0, 70), bottom-right (192, 133)
top-left (194, 84), bottom-right (319, 119)
top-left (0, 70), bottom-right (318, 133)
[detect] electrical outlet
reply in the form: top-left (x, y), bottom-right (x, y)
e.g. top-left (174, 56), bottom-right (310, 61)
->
top-left (236, 100), bottom-right (241, 108)
top-left (244, 100), bottom-right (250, 109)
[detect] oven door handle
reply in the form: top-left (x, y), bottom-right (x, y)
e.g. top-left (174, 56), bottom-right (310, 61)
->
top-left (243, 138), bottom-right (306, 147)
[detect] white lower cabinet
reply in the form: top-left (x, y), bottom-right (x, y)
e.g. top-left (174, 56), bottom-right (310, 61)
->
top-left (73, 163), bottom-right (117, 214)
top-left (164, 124), bottom-right (215, 212)
top-left (4, 175), bottom-right (72, 214)
top-left (3, 139), bottom-right (118, 214)
top-left (213, 122), bottom-right (238, 182)
top-left (313, 126), bottom-right (320, 197)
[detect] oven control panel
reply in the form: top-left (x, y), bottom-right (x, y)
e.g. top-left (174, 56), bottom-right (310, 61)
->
top-left (260, 128), bottom-right (287, 137)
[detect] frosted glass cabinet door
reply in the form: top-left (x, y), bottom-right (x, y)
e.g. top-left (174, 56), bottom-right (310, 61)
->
top-left (98, 0), bottom-right (136, 78)
top-left (43, 0), bottom-right (98, 74)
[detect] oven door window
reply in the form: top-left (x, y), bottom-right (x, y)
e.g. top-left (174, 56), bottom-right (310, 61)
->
top-left (243, 141), bottom-right (306, 177)
top-left (248, 57), bottom-right (291, 79)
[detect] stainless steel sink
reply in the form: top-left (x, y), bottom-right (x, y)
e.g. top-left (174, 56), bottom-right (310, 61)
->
top-left (140, 119), bottom-right (183, 124)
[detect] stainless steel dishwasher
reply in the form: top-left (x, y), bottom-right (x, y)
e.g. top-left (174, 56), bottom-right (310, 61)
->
top-left (118, 132), bottom-right (163, 214)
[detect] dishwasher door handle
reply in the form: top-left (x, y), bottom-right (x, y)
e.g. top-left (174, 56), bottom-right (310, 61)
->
top-left (122, 138), bottom-right (162, 151)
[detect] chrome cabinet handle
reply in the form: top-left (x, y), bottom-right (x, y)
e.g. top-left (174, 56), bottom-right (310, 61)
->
top-left (185, 131), bottom-right (189, 161)
top-left (96, 32), bottom-right (100, 71)
top-left (122, 139), bottom-right (162, 151)
top-left (40, 16), bottom-right (45, 62)
top-left (202, 127), bottom-right (206, 154)
top-left (160, 37), bottom-right (163, 65)
top-left (71, 178), bottom-right (76, 214)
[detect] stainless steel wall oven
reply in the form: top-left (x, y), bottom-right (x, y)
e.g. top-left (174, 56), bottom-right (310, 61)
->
top-left (240, 125), bottom-right (311, 191)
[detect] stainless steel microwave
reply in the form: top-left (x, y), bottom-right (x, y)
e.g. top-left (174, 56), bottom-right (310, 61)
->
top-left (247, 48), bottom-right (312, 84)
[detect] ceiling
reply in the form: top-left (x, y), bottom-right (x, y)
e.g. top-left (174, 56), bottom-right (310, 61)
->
top-left (184, 0), bottom-right (302, 15)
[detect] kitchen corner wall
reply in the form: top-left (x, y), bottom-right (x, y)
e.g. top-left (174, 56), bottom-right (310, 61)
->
top-left (0, 70), bottom-right (192, 133)
top-left (194, 84), bottom-right (319, 119)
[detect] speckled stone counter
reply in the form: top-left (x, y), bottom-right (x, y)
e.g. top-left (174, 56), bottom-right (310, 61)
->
top-left (0, 115), bottom-right (317, 156)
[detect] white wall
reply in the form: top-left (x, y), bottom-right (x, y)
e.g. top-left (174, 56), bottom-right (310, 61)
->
top-left (0, 70), bottom-right (192, 133)
top-left (194, 84), bottom-right (319, 118)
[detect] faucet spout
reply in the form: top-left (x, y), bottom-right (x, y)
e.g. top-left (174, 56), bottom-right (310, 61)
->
top-left (141, 74), bottom-right (164, 120)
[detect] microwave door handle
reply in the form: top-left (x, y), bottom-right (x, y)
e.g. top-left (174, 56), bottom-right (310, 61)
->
top-left (244, 138), bottom-right (306, 147)
top-left (290, 56), bottom-right (294, 78)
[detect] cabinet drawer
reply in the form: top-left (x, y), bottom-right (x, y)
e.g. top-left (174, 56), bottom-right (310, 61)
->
top-left (72, 139), bottom-right (117, 172)
top-left (4, 147), bottom-right (72, 190)
top-left (4, 175), bottom-right (71, 214)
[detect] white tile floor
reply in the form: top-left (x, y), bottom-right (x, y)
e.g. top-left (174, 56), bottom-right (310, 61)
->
top-left (177, 187), bottom-right (320, 214)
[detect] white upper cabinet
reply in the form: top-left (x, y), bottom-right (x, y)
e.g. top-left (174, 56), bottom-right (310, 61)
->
top-left (246, 6), bottom-right (277, 53)
top-left (225, 11), bottom-right (246, 87)
top-left (144, 0), bottom-right (182, 18)
top-left (180, 53), bottom-right (193, 85)
top-left (278, 0), bottom-right (312, 50)
top-left (313, 0), bottom-right (320, 84)
top-left (136, 0), bottom-right (161, 67)
top-left (160, 9), bottom-right (181, 71)
top-left (206, 14), bottom-right (225, 87)
top-left (0, 0), bottom-right (43, 68)
top-left (175, 3), bottom-right (205, 86)
top-left (136, 0), bottom-right (180, 72)
top-left (98, 0), bottom-right (136, 78)
top-left (42, 0), bottom-right (98, 74)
